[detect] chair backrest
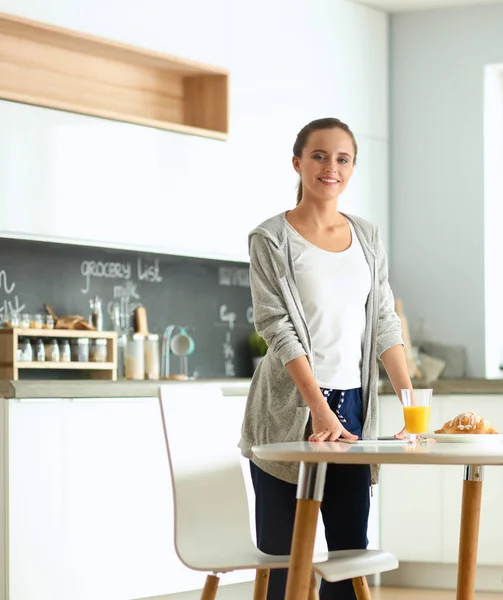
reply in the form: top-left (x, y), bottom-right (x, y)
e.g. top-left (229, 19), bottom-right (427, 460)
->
top-left (158, 383), bottom-right (256, 570)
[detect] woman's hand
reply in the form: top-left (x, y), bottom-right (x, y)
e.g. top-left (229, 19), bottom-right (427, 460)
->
top-left (394, 426), bottom-right (407, 439)
top-left (309, 405), bottom-right (358, 442)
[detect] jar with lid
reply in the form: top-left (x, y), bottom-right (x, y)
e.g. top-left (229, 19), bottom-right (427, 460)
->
top-left (20, 313), bottom-right (30, 328)
top-left (34, 339), bottom-right (45, 362)
top-left (125, 334), bottom-right (144, 380)
top-left (44, 315), bottom-right (54, 329)
top-left (30, 314), bottom-right (43, 329)
top-left (44, 339), bottom-right (60, 362)
top-left (18, 337), bottom-right (33, 362)
top-left (90, 338), bottom-right (108, 363)
top-left (3, 310), bottom-right (19, 328)
top-left (71, 338), bottom-right (90, 362)
top-left (59, 339), bottom-right (71, 362)
top-left (144, 334), bottom-right (160, 380)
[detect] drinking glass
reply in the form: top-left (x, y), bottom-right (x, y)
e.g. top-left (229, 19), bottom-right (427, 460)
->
top-left (401, 388), bottom-right (433, 443)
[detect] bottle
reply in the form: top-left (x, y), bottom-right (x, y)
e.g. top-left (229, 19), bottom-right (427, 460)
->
top-left (35, 339), bottom-right (45, 362)
top-left (89, 296), bottom-right (103, 331)
top-left (125, 334), bottom-right (144, 380)
top-left (144, 334), bottom-right (160, 380)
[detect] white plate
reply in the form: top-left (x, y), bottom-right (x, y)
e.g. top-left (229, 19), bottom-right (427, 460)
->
top-left (338, 439), bottom-right (408, 445)
top-left (426, 432), bottom-right (503, 443)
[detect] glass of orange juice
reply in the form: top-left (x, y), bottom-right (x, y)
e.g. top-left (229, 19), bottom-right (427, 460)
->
top-left (401, 389), bottom-right (433, 443)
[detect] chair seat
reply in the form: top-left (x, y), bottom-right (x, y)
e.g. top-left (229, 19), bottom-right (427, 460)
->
top-left (314, 549), bottom-right (398, 582)
top-left (179, 546), bottom-right (397, 583)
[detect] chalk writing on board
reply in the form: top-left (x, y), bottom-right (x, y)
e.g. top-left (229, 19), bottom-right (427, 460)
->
top-left (137, 258), bottom-right (162, 283)
top-left (0, 269), bottom-right (26, 317)
top-left (220, 304), bottom-right (237, 376)
top-left (81, 258), bottom-right (164, 293)
top-left (220, 304), bottom-right (236, 329)
top-left (80, 260), bottom-right (132, 294)
top-left (223, 331), bottom-right (236, 377)
top-left (218, 267), bottom-right (250, 288)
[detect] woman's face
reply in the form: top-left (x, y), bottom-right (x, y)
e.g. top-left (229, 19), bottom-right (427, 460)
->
top-left (292, 128), bottom-right (356, 203)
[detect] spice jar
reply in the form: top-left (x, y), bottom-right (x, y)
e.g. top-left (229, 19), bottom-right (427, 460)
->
top-left (44, 339), bottom-right (60, 362)
top-left (18, 337), bottom-right (33, 362)
top-left (20, 313), bottom-right (30, 328)
top-left (71, 338), bottom-right (90, 362)
top-left (34, 339), bottom-right (45, 362)
top-left (125, 334), bottom-right (144, 380)
top-left (30, 314), bottom-right (43, 329)
top-left (90, 338), bottom-right (108, 362)
top-left (59, 339), bottom-right (71, 363)
top-left (44, 315), bottom-right (54, 329)
top-left (144, 334), bottom-right (160, 380)
top-left (3, 310), bottom-right (19, 328)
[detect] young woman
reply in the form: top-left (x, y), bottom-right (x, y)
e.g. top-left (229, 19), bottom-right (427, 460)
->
top-left (239, 117), bottom-right (412, 600)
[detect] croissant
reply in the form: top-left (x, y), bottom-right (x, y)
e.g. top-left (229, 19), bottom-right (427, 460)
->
top-left (435, 412), bottom-right (498, 435)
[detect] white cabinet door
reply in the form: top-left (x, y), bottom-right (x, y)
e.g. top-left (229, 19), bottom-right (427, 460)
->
top-left (61, 395), bottom-right (255, 600)
top-left (439, 396), bottom-right (503, 565)
top-left (378, 395), bottom-right (443, 562)
top-left (8, 399), bottom-right (65, 600)
top-left (61, 396), bottom-right (194, 600)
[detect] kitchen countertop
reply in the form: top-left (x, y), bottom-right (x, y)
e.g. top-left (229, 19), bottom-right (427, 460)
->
top-left (0, 378), bottom-right (252, 399)
top-left (2, 378), bottom-right (503, 400)
top-left (379, 378), bottom-right (503, 395)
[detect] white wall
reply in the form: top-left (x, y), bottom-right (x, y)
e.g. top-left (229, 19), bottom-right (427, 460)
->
top-left (390, 3), bottom-right (503, 377)
top-left (0, 0), bottom-right (391, 261)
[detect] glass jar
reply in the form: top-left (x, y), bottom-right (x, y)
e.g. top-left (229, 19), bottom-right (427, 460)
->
top-left (144, 334), bottom-right (160, 380)
top-left (30, 314), bottom-right (43, 329)
top-left (20, 313), bottom-right (30, 328)
top-left (59, 339), bottom-right (71, 363)
top-left (44, 315), bottom-right (54, 329)
top-left (125, 334), bottom-right (144, 380)
top-left (18, 337), bottom-right (33, 362)
top-left (90, 338), bottom-right (108, 363)
top-left (3, 310), bottom-right (19, 328)
top-left (44, 339), bottom-right (60, 362)
top-left (34, 339), bottom-right (45, 362)
top-left (71, 338), bottom-right (90, 362)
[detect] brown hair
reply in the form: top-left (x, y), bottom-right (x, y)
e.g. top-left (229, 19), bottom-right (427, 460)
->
top-left (293, 117), bottom-right (358, 205)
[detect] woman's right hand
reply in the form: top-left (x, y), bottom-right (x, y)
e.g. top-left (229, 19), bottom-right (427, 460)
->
top-left (309, 405), bottom-right (358, 442)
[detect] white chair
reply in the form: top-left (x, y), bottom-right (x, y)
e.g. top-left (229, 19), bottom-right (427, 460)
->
top-left (158, 383), bottom-right (398, 600)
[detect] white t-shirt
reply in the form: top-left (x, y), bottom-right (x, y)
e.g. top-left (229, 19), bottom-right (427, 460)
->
top-left (286, 218), bottom-right (371, 389)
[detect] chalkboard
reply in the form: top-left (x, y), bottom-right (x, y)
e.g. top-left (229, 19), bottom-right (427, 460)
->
top-left (0, 238), bottom-right (255, 379)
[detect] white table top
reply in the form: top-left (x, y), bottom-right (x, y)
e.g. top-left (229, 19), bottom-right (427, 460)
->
top-left (252, 440), bottom-right (503, 466)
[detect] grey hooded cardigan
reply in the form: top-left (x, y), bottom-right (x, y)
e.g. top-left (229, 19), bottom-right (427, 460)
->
top-left (239, 211), bottom-right (404, 485)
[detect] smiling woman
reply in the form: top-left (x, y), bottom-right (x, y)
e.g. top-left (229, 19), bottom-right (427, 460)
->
top-left (239, 117), bottom-right (411, 600)
top-left (293, 117), bottom-right (358, 206)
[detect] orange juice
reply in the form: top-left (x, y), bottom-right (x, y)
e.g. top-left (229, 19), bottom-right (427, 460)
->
top-left (403, 406), bottom-right (430, 434)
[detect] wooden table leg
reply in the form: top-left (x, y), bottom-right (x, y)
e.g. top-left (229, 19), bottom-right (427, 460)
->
top-left (285, 462), bottom-right (327, 600)
top-left (456, 465), bottom-right (484, 600)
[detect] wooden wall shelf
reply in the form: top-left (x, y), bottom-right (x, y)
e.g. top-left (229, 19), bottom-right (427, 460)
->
top-left (0, 328), bottom-right (117, 380)
top-left (0, 12), bottom-right (229, 140)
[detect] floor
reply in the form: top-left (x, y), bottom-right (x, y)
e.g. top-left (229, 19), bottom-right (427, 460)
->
top-left (145, 582), bottom-right (500, 599)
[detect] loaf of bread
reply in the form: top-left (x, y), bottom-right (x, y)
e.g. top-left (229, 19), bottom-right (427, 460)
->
top-left (434, 412), bottom-right (498, 435)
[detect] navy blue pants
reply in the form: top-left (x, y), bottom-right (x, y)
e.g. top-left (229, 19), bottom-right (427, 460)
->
top-left (250, 388), bottom-right (371, 600)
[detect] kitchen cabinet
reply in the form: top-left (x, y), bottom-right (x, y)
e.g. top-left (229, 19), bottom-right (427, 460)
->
top-left (1, 392), bottom-right (256, 600)
top-left (8, 399), bottom-right (66, 600)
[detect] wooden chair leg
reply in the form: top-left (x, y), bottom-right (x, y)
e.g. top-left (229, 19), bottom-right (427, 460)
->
top-left (200, 574), bottom-right (219, 600)
top-left (253, 568), bottom-right (270, 600)
top-left (308, 572), bottom-right (320, 600)
top-left (352, 575), bottom-right (372, 600)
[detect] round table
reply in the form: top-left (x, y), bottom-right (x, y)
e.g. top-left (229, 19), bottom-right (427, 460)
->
top-left (252, 440), bottom-right (503, 600)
